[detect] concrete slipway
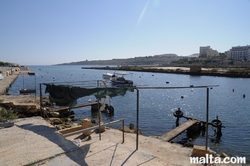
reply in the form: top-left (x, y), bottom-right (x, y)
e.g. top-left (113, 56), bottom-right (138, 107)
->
top-left (0, 117), bottom-right (242, 166)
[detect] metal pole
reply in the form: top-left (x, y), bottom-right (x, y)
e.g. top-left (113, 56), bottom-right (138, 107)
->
top-left (63, 119), bottom-right (124, 137)
top-left (39, 84), bottom-right (43, 117)
top-left (98, 100), bottom-right (101, 141)
top-left (205, 88), bottom-right (209, 151)
top-left (122, 119), bottom-right (124, 143)
top-left (136, 88), bottom-right (139, 150)
top-left (35, 74), bottom-right (36, 98)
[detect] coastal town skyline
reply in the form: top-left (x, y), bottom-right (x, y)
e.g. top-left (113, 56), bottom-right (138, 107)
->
top-left (1, 0), bottom-right (250, 65)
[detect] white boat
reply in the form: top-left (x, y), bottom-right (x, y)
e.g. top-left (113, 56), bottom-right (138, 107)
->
top-left (102, 73), bottom-right (115, 79)
top-left (110, 72), bottom-right (133, 87)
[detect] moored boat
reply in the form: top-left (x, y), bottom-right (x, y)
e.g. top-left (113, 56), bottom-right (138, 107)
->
top-left (102, 73), bottom-right (115, 79)
top-left (110, 72), bottom-right (133, 87)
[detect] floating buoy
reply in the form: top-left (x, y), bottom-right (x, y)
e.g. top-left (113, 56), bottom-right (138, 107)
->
top-left (232, 89), bottom-right (234, 92)
top-left (166, 81), bottom-right (169, 84)
top-left (211, 119), bottom-right (222, 127)
top-left (173, 108), bottom-right (183, 118)
top-left (181, 96), bottom-right (184, 98)
top-left (243, 94), bottom-right (246, 98)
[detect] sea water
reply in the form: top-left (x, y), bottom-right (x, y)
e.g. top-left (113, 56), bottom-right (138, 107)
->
top-left (8, 65), bottom-right (250, 163)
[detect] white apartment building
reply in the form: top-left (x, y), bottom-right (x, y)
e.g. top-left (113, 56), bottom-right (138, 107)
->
top-left (200, 46), bottom-right (219, 57)
top-left (226, 45), bottom-right (250, 61)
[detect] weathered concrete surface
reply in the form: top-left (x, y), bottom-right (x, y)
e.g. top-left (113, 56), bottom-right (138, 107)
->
top-left (0, 74), bottom-right (18, 95)
top-left (0, 117), bottom-right (79, 166)
top-left (0, 117), bottom-right (241, 166)
top-left (0, 67), bottom-right (32, 95)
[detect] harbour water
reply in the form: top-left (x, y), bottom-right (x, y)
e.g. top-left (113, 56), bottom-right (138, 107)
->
top-left (8, 65), bottom-right (250, 163)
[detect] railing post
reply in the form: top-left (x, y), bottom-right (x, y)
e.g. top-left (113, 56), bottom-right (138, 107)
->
top-left (136, 88), bottom-right (139, 150)
top-left (205, 87), bottom-right (209, 151)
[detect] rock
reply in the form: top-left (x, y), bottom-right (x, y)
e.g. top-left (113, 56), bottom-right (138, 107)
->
top-left (191, 145), bottom-right (210, 157)
top-left (55, 125), bottom-right (63, 130)
top-left (98, 122), bottom-right (106, 133)
top-left (220, 152), bottom-right (229, 158)
top-left (82, 119), bottom-right (94, 136)
top-left (26, 105), bottom-right (37, 113)
top-left (50, 112), bottom-right (60, 117)
top-left (129, 123), bottom-right (134, 130)
top-left (119, 126), bottom-right (130, 132)
top-left (50, 118), bottom-right (62, 125)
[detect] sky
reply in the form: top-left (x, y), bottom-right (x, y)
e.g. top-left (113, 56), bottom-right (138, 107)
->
top-left (0, 0), bottom-right (250, 65)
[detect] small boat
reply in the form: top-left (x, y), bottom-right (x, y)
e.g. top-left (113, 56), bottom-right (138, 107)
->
top-left (110, 72), bottom-right (133, 87)
top-left (19, 88), bottom-right (36, 94)
top-left (102, 73), bottom-right (116, 79)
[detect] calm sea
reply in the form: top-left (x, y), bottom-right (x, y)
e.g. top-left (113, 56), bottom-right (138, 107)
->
top-left (8, 65), bottom-right (250, 163)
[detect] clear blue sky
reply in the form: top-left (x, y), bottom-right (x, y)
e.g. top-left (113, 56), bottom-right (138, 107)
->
top-left (1, 0), bottom-right (250, 65)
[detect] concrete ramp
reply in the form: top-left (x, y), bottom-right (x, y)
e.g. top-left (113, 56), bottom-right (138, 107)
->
top-left (161, 119), bottom-right (199, 142)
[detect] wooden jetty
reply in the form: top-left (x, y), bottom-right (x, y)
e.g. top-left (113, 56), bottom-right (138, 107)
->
top-left (161, 119), bottom-right (199, 142)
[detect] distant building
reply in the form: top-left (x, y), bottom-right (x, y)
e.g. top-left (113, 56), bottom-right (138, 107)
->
top-left (226, 45), bottom-right (250, 61)
top-left (199, 46), bottom-right (219, 57)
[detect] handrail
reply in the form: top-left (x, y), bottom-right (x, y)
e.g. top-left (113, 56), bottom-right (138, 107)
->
top-left (62, 119), bottom-right (125, 143)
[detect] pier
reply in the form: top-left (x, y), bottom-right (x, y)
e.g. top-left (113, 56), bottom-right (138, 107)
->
top-left (161, 119), bottom-right (199, 142)
top-left (0, 67), bottom-right (32, 95)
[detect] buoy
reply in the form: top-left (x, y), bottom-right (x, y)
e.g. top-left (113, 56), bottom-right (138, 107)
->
top-left (181, 96), bottom-right (184, 98)
top-left (166, 81), bottom-right (169, 84)
top-left (232, 89), bottom-right (234, 92)
top-left (173, 108), bottom-right (183, 118)
top-left (243, 94), bottom-right (246, 98)
top-left (211, 119), bottom-right (222, 127)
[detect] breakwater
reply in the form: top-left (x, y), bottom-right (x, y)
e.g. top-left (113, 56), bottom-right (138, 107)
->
top-left (81, 66), bottom-right (250, 78)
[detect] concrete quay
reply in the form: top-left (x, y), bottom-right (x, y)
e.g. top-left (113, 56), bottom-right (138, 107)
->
top-left (0, 67), bottom-right (32, 95)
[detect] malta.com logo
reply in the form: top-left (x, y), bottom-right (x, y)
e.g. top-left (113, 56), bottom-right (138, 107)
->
top-left (190, 154), bottom-right (246, 164)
